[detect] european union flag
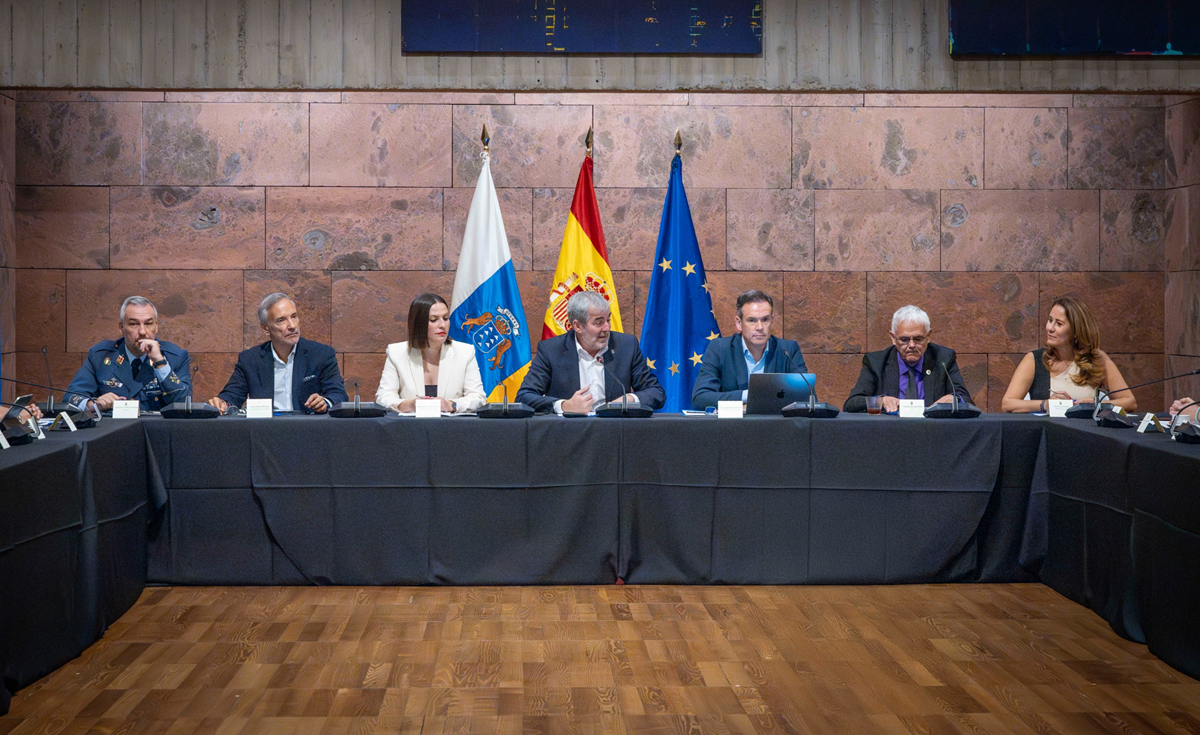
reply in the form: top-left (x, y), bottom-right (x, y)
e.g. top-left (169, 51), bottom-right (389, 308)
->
top-left (639, 153), bottom-right (721, 413)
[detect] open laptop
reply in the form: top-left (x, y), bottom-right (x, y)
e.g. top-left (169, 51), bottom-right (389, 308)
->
top-left (746, 373), bottom-right (815, 415)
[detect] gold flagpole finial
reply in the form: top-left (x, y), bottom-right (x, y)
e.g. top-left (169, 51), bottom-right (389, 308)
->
top-left (674, 128), bottom-right (682, 154)
top-left (585, 126), bottom-right (594, 157)
top-left (481, 124), bottom-right (490, 153)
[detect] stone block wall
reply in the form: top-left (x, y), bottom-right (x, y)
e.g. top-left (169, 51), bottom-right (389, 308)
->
top-left (1166, 98), bottom-right (1200, 402)
top-left (1, 90), bottom-right (14, 404)
top-left (7, 90), bottom-right (1186, 411)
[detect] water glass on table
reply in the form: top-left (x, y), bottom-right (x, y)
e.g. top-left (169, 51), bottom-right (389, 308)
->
top-left (866, 395), bottom-right (884, 415)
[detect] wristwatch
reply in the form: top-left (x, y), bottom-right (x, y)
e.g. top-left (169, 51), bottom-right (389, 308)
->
top-left (151, 358), bottom-right (168, 369)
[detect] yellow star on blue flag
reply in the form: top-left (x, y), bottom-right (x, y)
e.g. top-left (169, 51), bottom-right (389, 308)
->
top-left (639, 153), bottom-right (720, 412)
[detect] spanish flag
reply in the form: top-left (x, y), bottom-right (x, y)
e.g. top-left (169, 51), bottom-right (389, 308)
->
top-left (542, 156), bottom-right (623, 339)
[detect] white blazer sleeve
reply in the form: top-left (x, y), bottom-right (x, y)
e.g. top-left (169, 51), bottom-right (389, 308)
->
top-left (375, 344), bottom-right (406, 411)
top-left (455, 343), bottom-right (487, 412)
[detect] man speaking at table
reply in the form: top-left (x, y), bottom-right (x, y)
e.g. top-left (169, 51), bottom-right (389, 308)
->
top-left (691, 289), bottom-right (806, 410)
top-left (844, 304), bottom-right (972, 413)
top-left (66, 295), bottom-right (192, 413)
top-left (208, 292), bottom-right (347, 414)
top-left (517, 291), bottom-right (664, 414)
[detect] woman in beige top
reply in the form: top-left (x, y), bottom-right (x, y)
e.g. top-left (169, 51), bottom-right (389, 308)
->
top-left (1001, 295), bottom-right (1135, 413)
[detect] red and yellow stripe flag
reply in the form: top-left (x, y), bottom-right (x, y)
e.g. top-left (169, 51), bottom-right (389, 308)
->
top-left (542, 156), bottom-right (623, 339)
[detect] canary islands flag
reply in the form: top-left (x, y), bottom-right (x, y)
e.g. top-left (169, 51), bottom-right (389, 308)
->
top-left (640, 154), bottom-right (720, 413)
top-left (450, 153), bottom-right (533, 402)
top-left (542, 156), bottom-right (623, 339)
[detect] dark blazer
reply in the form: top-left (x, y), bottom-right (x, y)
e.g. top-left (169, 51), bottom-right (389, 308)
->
top-left (66, 338), bottom-right (191, 411)
top-left (217, 337), bottom-right (348, 411)
top-left (691, 334), bottom-right (807, 410)
top-left (843, 343), bottom-right (972, 413)
top-left (516, 330), bottom-right (665, 413)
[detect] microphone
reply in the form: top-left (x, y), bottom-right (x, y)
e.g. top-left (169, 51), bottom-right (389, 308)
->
top-left (1080, 368), bottom-right (1200, 428)
top-left (42, 346), bottom-right (54, 414)
top-left (780, 346), bottom-right (838, 418)
top-left (0, 376), bottom-right (99, 426)
top-left (161, 362), bottom-right (220, 419)
top-left (594, 351), bottom-right (652, 418)
top-left (923, 362), bottom-right (981, 419)
top-left (1171, 400), bottom-right (1200, 444)
top-left (328, 379), bottom-right (386, 418)
top-left (477, 376), bottom-right (534, 419)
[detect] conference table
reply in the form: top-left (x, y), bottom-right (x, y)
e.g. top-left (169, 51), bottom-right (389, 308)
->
top-left (1, 411), bottom-right (1197, 714)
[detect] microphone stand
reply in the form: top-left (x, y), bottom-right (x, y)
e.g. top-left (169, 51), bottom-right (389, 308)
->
top-left (779, 347), bottom-right (838, 418)
top-left (923, 362), bottom-right (981, 419)
top-left (329, 380), bottom-right (387, 418)
top-left (1086, 368), bottom-right (1200, 429)
top-left (161, 363), bottom-right (220, 419)
top-left (595, 352), bottom-right (652, 418)
top-left (1169, 400), bottom-right (1200, 444)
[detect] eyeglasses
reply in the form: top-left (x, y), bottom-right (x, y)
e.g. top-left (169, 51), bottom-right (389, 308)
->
top-left (895, 336), bottom-right (927, 345)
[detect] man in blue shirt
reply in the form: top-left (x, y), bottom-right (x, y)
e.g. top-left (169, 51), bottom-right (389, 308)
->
top-left (843, 304), bottom-right (972, 413)
top-left (66, 295), bottom-right (192, 412)
top-left (691, 290), bottom-right (806, 410)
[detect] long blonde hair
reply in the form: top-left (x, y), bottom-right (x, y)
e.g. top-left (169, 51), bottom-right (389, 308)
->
top-left (1043, 296), bottom-right (1104, 388)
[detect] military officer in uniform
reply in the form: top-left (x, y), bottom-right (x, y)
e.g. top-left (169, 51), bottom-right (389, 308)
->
top-left (66, 295), bottom-right (192, 413)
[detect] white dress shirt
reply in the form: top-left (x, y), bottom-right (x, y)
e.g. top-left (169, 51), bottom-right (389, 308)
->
top-left (272, 344), bottom-right (295, 412)
top-left (554, 341), bottom-right (608, 415)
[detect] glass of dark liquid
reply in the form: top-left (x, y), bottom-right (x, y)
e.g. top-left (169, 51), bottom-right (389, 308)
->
top-left (866, 395), bottom-right (884, 415)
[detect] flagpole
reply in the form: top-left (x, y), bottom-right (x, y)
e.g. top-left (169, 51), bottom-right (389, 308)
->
top-left (585, 126), bottom-right (593, 159)
top-left (481, 124), bottom-right (490, 154)
top-left (674, 127), bottom-right (682, 155)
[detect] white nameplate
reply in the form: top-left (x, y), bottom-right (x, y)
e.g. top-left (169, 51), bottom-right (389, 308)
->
top-left (246, 398), bottom-right (274, 418)
top-left (415, 398), bottom-right (442, 418)
top-left (717, 400), bottom-right (744, 419)
top-left (31, 417), bottom-right (46, 440)
top-left (1048, 399), bottom-right (1073, 418)
top-left (112, 400), bottom-right (140, 419)
top-left (0, 432), bottom-right (9, 449)
top-left (898, 399), bottom-right (925, 418)
top-left (1137, 413), bottom-right (1165, 434)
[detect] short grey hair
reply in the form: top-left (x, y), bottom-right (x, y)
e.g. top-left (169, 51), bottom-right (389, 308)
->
top-left (891, 305), bottom-right (931, 333)
top-left (258, 292), bottom-right (294, 326)
top-left (566, 291), bottom-right (610, 327)
top-left (120, 296), bottom-right (157, 322)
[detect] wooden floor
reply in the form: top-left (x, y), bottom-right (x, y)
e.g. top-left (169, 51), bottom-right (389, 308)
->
top-left (4, 585), bottom-right (1200, 735)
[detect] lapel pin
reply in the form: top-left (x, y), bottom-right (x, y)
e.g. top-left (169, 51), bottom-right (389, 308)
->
top-left (103, 357), bottom-right (111, 365)
top-left (925, 369), bottom-right (931, 375)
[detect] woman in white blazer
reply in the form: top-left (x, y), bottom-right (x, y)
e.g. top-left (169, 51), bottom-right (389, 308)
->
top-left (375, 293), bottom-right (486, 413)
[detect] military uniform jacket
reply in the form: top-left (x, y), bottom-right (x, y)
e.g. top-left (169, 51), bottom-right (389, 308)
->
top-left (66, 338), bottom-right (192, 411)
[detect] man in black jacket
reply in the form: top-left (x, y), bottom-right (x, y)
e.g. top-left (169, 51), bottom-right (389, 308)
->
top-left (844, 304), bottom-right (972, 413)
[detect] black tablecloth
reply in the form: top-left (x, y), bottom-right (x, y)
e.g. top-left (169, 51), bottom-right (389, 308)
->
top-left (4, 411), bottom-right (1198, 716)
top-left (1041, 419), bottom-right (1200, 678)
top-left (143, 414), bottom-right (1046, 586)
top-left (0, 420), bottom-right (152, 714)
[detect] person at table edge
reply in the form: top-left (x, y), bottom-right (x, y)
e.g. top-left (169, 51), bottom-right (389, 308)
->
top-left (208, 292), bottom-right (348, 414)
top-left (1171, 397), bottom-right (1199, 424)
top-left (1000, 295), bottom-right (1135, 413)
top-left (375, 292), bottom-right (486, 414)
top-left (66, 295), bottom-right (192, 413)
top-left (691, 289), bottom-right (806, 410)
top-left (843, 304), bottom-right (972, 414)
top-left (517, 291), bottom-right (665, 414)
